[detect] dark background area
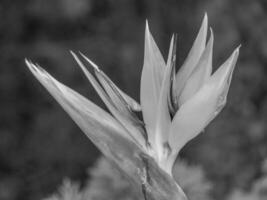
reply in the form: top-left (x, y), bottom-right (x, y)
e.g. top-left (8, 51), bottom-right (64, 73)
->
top-left (1, 0), bottom-right (267, 200)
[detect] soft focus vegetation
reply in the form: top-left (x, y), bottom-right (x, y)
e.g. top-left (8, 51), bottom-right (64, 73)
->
top-left (43, 156), bottom-right (212, 200)
top-left (1, 0), bottom-right (267, 200)
top-left (228, 159), bottom-right (267, 200)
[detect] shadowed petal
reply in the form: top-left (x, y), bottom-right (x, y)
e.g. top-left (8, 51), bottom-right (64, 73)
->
top-left (173, 14), bottom-right (208, 106)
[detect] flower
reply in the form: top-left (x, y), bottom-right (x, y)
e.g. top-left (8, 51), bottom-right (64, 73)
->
top-left (141, 14), bottom-right (240, 174)
top-left (25, 14), bottom-right (239, 200)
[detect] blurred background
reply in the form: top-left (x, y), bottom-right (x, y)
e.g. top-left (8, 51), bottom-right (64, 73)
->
top-left (1, 0), bottom-right (267, 200)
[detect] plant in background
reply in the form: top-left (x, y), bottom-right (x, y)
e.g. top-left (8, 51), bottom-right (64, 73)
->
top-left (43, 156), bottom-right (212, 200)
top-left (227, 159), bottom-right (267, 200)
top-left (26, 14), bottom-right (239, 200)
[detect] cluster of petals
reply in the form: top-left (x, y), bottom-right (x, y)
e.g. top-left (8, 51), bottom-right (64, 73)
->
top-left (26, 14), bottom-right (239, 176)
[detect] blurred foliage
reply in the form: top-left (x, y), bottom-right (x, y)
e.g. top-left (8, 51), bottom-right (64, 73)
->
top-left (43, 156), bottom-right (212, 200)
top-left (227, 159), bottom-right (267, 200)
top-left (0, 0), bottom-right (267, 200)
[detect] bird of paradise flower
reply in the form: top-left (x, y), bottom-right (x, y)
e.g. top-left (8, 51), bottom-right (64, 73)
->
top-left (25, 14), bottom-right (239, 200)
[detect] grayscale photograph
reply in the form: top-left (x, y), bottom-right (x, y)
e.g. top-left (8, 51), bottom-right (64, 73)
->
top-left (0, 0), bottom-right (266, 200)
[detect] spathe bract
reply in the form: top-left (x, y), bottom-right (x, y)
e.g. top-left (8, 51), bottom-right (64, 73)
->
top-left (26, 14), bottom-right (239, 200)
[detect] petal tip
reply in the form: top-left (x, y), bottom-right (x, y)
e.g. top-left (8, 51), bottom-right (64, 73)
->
top-left (79, 52), bottom-right (100, 72)
top-left (70, 51), bottom-right (79, 61)
top-left (69, 50), bottom-right (76, 57)
top-left (202, 12), bottom-right (208, 28)
top-left (204, 12), bottom-right (208, 19)
top-left (145, 19), bottom-right (149, 30)
top-left (209, 27), bottom-right (213, 36)
top-left (25, 58), bottom-right (31, 67)
top-left (231, 46), bottom-right (240, 61)
top-left (25, 59), bottom-right (37, 72)
top-left (145, 20), bottom-right (151, 40)
top-left (208, 28), bottom-right (214, 44)
top-left (236, 44), bottom-right (242, 53)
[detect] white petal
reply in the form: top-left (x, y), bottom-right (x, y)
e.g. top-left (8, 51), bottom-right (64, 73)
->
top-left (209, 46), bottom-right (240, 90)
top-left (70, 53), bottom-right (147, 148)
top-left (25, 59), bottom-right (135, 149)
top-left (79, 52), bottom-right (142, 111)
top-left (94, 69), bottom-right (148, 143)
top-left (116, 89), bottom-right (142, 112)
top-left (25, 60), bottom-right (188, 200)
top-left (173, 14), bottom-right (208, 105)
top-left (179, 29), bottom-right (213, 105)
top-left (154, 35), bottom-right (176, 161)
top-left (207, 46), bottom-right (240, 118)
top-left (140, 21), bottom-right (166, 147)
top-left (168, 47), bottom-right (239, 167)
top-left (82, 56), bottom-right (147, 142)
top-left (78, 52), bottom-right (144, 130)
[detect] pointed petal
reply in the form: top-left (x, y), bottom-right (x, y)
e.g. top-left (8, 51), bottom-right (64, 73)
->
top-left (26, 60), bottom-right (187, 200)
top-left (168, 47), bottom-right (239, 167)
top-left (140, 21), bottom-right (166, 146)
top-left (94, 70), bottom-right (148, 142)
top-left (145, 20), bottom-right (166, 96)
top-left (70, 52), bottom-right (146, 148)
top-left (179, 29), bottom-right (214, 105)
top-left (116, 89), bottom-right (142, 112)
top-left (78, 53), bottom-right (143, 128)
top-left (25, 59), bottom-right (134, 146)
top-left (173, 14), bottom-right (208, 105)
top-left (209, 46), bottom-right (240, 91)
top-left (155, 35), bottom-right (176, 161)
top-left (207, 46), bottom-right (240, 117)
top-left (79, 52), bottom-right (141, 111)
top-left (79, 54), bottom-right (147, 142)
top-left (94, 69), bottom-right (141, 120)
